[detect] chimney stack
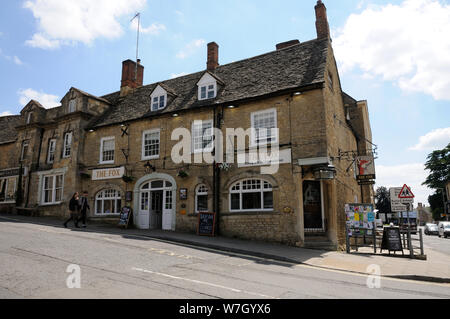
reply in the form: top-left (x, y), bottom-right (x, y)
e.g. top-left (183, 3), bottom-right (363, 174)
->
top-left (207, 42), bottom-right (219, 71)
top-left (315, 0), bottom-right (330, 40)
top-left (120, 59), bottom-right (144, 97)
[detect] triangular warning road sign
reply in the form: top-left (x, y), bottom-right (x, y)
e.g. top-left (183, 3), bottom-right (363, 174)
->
top-left (398, 184), bottom-right (415, 199)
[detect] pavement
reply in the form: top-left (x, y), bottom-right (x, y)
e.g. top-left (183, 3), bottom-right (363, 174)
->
top-left (1, 213), bottom-right (449, 284)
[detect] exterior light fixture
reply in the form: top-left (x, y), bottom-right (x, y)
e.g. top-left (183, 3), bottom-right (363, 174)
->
top-left (227, 105), bottom-right (237, 109)
top-left (144, 161), bottom-right (156, 173)
top-left (173, 113), bottom-right (179, 118)
top-left (293, 92), bottom-right (303, 96)
top-left (89, 129), bottom-right (95, 133)
top-left (313, 164), bottom-right (336, 181)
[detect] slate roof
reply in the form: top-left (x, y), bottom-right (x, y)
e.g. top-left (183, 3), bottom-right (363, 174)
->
top-left (0, 37), bottom-right (330, 142)
top-left (93, 37), bottom-right (329, 128)
top-left (0, 115), bottom-right (22, 145)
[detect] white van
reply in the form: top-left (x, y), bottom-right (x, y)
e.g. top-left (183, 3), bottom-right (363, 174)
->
top-left (438, 221), bottom-right (450, 238)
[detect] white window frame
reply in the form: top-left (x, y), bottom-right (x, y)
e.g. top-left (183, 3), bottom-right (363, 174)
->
top-left (95, 189), bottom-right (122, 216)
top-left (99, 136), bottom-right (115, 164)
top-left (195, 184), bottom-right (209, 213)
top-left (41, 174), bottom-right (64, 205)
top-left (151, 95), bottom-right (167, 111)
top-left (250, 108), bottom-right (278, 147)
top-left (68, 99), bottom-right (76, 113)
top-left (141, 129), bottom-right (161, 160)
top-left (47, 139), bottom-right (56, 164)
top-left (63, 132), bottom-right (72, 159)
top-left (20, 140), bottom-right (29, 161)
top-left (26, 112), bottom-right (33, 124)
top-left (229, 179), bottom-right (274, 213)
top-left (0, 176), bottom-right (18, 203)
top-left (198, 83), bottom-right (217, 100)
top-left (191, 120), bottom-right (214, 154)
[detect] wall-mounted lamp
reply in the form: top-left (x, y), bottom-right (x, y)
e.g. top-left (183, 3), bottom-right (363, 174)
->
top-left (144, 161), bottom-right (156, 173)
top-left (89, 129), bottom-right (95, 133)
top-left (227, 105), bottom-right (237, 109)
top-left (172, 113), bottom-right (179, 118)
top-left (293, 92), bottom-right (303, 96)
top-left (313, 165), bottom-right (336, 181)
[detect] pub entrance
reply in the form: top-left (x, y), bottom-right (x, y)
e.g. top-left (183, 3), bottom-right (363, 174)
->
top-left (303, 180), bottom-right (325, 232)
top-left (138, 179), bottom-right (174, 230)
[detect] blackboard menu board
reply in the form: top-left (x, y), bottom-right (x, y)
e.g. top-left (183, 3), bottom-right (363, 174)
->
top-left (381, 227), bottom-right (403, 252)
top-left (197, 212), bottom-right (216, 237)
top-left (118, 207), bottom-right (132, 229)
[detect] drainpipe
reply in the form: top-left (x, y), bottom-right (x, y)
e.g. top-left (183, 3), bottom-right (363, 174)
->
top-left (213, 106), bottom-right (223, 236)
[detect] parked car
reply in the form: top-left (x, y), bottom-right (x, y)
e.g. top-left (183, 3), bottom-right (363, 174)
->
top-left (424, 223), bottom-right (439, 236)
top-left (438, 222), bottom-right (450, 238)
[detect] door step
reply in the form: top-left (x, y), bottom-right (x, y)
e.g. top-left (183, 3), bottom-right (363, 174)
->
top-left (304, 235), bottom-right (337, 251)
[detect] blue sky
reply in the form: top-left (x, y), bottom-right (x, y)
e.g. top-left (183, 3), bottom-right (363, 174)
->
top-left (0, 0), bottom-right (449, 205)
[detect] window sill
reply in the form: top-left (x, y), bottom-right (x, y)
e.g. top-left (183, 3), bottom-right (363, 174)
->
top-left (222, 211), bottom-right (278, 217)
top-left (141, 156), bottom-right (160, 161)
top-left (39, 202), bottom-right (63, 207)
top-left (99, 161), bottom-right (115, 165)
top-left (0, 201), bottom-right (16, 205)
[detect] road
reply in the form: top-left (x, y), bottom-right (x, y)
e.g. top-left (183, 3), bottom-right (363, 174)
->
top-left (0, 219), bottom-right (449, 299)
top-left (421, 227), bottom-right (450, 256)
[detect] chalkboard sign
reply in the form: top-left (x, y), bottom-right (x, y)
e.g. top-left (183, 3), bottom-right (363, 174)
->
top-left (197, 212), bottom-right (216, 237)
top-left (118, 206), bottom-right (132, 229)
top-left (381, 227), bottom-right (403, 253)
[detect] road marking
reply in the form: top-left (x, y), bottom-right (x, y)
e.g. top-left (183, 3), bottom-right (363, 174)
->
top-left (132, 267), bottom-right (278, 299)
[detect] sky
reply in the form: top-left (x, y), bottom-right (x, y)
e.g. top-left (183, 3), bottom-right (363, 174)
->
top-left (0, 0), bottom-right (449, 206)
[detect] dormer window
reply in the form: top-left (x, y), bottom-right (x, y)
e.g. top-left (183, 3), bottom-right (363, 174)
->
top-left (199, 84), bottom-right (216, 100)
top-left (150, 85), bottom-right (168, 112)
top-left (197, 73), bottom-right (218, 101)
top-left (68, 99), bottom-right (76, 113)
top-left (152, 95), bottom-right (166, 111)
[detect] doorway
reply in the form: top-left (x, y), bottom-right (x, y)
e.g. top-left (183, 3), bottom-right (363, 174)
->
top-left (138, 179), bottom-right (174, 230)
top-left (303, 180), bottom-right (325, 232)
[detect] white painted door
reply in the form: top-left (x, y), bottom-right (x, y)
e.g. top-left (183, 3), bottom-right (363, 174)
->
top-left (138, 192), bottom-right (150, 230)
top-left (162, 190), bottom-right (173, 231)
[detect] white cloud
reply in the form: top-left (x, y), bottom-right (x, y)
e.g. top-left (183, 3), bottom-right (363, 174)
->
top-left (130, 19), bottom-right (166, 35)
top-left (18, 89), bottom-right (60, 109)
top-left (170, 72), bottom-right (188, 79)
top-left (24, 0), bottom-right (146, 49)
top-left (375, 163), bottom-right (433, 205)
top-left (409, 127), bottom-right (450, 151)
top-left (176, 39), bottom-right (206, 59)
top-left (13, 56), bottom-right (23, 65)
top-left (334, 0), bottom-right (450, 101)
top-left (0, 49), bottom-right (24, 65)
top-left (0, 111), bottom-right (13, 117)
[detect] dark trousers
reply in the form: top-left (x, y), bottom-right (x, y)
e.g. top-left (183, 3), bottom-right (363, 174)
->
top-left (78, 210), bottom-right (87, 225)
top-left (64, 212), bottom-right (79, 227)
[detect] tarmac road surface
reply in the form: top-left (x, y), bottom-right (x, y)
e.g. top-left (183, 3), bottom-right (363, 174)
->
top-left (0, 219), bottom-right (449, 299)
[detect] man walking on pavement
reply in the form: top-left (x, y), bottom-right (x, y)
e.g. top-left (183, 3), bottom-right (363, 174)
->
top-left (78, 191), bottom-right (90, 228)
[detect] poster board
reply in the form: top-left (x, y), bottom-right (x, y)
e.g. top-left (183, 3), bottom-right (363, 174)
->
top-left (381, 227), bottom-right (404, 253)
top-left (345, 203), bottom-right (375, 236)
top-left (197, 212), bottom-right (216, 237)
top-left (118, 206), bottom-right (132, 229)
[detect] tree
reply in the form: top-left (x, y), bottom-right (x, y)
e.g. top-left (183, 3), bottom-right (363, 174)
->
top-left (375, 186), bottom-right (391, 221)
top-left (428, 192), bottom-right (444, 221)
top-left (423, 143), bottom-right (450, 217)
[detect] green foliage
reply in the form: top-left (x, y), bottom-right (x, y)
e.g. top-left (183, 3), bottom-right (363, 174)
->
top-left (375, 186), bottom-right (391, 215)
top-left (423, 143), bottom-right (450, 190)
top-left (429, 192), bottom-right (445, 221)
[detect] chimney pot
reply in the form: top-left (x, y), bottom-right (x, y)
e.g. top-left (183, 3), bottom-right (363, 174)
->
top-left (207, 42), bottom-right (219, 71)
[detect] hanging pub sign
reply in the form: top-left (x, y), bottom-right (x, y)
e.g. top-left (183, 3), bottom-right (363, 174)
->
top-left (197, 212), bottom-right (216, 237)
top-left (355, 156), bottom-right (376, 181)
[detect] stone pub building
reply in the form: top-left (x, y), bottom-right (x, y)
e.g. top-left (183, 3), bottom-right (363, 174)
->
top-left (0, 1), bottom-right (374, 250)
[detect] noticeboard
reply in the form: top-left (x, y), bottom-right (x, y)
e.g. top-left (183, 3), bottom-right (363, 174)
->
top-left (118, 206), bottom-right (132, 229)
top-left (197, 212), bottom-right (216, 237)
top-left (345, 203), bottom-right (375, 236)
top-left (381, 227), bottom-right (403, 252)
